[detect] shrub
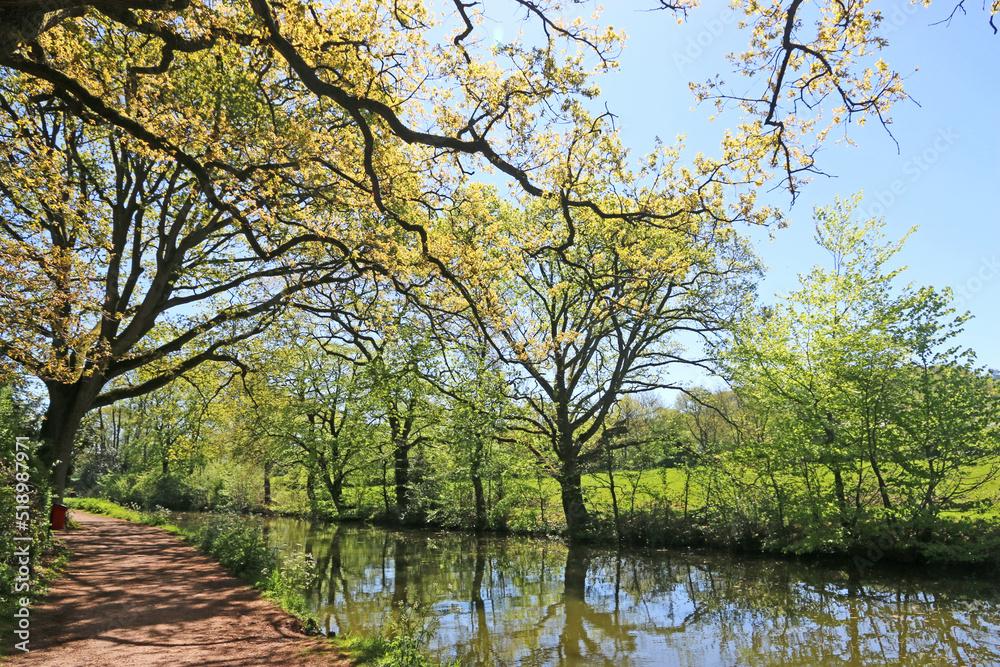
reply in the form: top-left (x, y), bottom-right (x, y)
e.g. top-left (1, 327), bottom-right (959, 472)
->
top-left (0, 386), bottom-right (57, 640)
top-left (341, 604), bottom-right (459, 667)
top-left (193, 514), bottom-right (278, 585)
top-left (96, 472), bottom-right (143, 507)
top-left (264, 549), bottom-right (317, 620)
top-left (139, 505), bottom-right (171, 526)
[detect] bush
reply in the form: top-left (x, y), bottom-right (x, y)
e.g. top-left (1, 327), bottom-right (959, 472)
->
top-left (0, 386), bottom-right (58, 640)
top-left (264, 549), bottom-right (317, 621)
top-left (96, 472), bottom-right (144, 507)
top-left (98, 471), bottom-right (201, 511)
top-left (193, 514), bottom-right (278, 585)
top-left (139, 505), bottom-right (171, 526)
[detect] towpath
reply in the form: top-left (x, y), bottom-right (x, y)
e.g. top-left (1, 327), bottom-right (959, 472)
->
top-left (4, 511), bottom-right (348, 667)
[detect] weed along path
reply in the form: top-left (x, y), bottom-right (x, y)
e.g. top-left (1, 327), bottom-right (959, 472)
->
top-left (7, 511), bottom-right (348, 667)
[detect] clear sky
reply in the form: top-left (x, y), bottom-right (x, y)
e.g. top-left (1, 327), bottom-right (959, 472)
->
top-left (491, 1), bottom-right (999, 387)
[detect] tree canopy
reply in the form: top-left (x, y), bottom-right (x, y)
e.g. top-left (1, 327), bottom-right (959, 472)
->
top-left (2, 0), bottom-right (996, 508)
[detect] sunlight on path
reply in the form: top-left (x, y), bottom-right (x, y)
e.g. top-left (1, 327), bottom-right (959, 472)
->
top-left (6, 512), bottom-right (346, 667)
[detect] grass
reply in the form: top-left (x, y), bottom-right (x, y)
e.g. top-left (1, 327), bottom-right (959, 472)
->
top-left (64, 497), bottom-right (187, 534)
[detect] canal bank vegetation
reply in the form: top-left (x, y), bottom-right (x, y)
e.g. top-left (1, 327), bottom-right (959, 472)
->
top-left (53, 199), bottom-right (1000, 569)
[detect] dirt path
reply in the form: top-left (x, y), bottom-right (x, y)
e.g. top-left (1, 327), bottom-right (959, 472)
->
top-left (5, 511), bottom-right (350, 667)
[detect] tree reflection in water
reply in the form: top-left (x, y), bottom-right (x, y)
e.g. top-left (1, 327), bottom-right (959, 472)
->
top-left (263, 518), bottom-right (1000, 666)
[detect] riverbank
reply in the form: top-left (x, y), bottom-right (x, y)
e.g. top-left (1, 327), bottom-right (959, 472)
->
top-left (1, 511), bottom-right (348, 666)
top-left (43, 502), bottom-right (1000, 665)
top-left (250, 501), bottom-right (1000, 573)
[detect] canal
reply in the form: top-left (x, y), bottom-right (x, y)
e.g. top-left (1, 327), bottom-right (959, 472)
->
top-left (256, 517), bottom-right (1000, 666)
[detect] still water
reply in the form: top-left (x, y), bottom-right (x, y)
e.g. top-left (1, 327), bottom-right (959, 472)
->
top-left (260, 518), bottom-right (999, 666)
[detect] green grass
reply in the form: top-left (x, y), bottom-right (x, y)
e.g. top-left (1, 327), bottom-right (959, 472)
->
top-left (65, 497), bottom-right (186, 534)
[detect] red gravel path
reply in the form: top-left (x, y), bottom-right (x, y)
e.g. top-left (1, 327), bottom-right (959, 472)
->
top-left (5, 511), bottom-right (350, 667)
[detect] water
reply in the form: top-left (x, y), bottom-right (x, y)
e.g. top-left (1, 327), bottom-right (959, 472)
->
top-left (263, 518), bottom-right (1000, 665)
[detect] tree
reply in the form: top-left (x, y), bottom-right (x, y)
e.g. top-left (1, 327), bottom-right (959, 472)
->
top-left (0, 0), bottom-right (777, 222)
top-left (5, 0), bottom-right (989, 208)
top-left (695, 0), bottom-right (998, 198)
top-left (430, 329), bottom-right (511, 532)
top-left (0, 53), bottom-right (369, 498)
top-left (259, 339), bottom-right (377, 514)
top-left (885, 293), bottom-right (1000, 521)
top-left (295, 278), bottom-right (443, 522)
top-left (444, 196), bottom-right (759, 538)
top-left (726, 196), bottom-right (1000, 548)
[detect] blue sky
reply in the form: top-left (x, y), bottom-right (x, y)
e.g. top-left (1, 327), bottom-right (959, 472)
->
top-left (618, 3), bottom-right (998, 369)
top-left (491, 1), bottom-right (998, 384)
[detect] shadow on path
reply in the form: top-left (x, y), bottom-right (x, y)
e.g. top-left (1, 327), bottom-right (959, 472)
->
top-left (5, 511), bottom-right (346, 667)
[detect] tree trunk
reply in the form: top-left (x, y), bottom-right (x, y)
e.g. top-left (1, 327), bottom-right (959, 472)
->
top-left (471, 435), bottom-right (487, 532)
top-left (868, 449), bottom-right (893, 510)
top-left (823, 419), bottom-right (850, 524)
top-left (263, 459), bottom-right (273, 506)
top-left (558, 463), bottom-right (589, 540)
top-left (606, 450), bottom-right (621, 543)
top-left (322, 469), bottom-right (344, 513)
top-left (537, 473), bottom-right (548, 531)
top-left (38, 381), bottom-right (98, 501)
top-left (306, 466), bottom-right (318, 511)
top-left (833, 468), bottom-right (848, 519)
top-left (380, 458), bottom-right (391, 516)
top-left (393, 438), bottom-right (410, 520)
top-left (472, 472), bottom-right (486, 532)
top-left (683, 467), bottom-right (691, 521)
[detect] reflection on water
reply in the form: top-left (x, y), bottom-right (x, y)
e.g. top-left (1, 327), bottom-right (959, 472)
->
top-left (260, 519), bottom-right (999, 666)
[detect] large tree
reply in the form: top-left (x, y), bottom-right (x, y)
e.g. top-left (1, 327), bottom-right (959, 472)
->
top-left (3, 0), bottom-right (990, 203)
top-left (0, 57), bottom-right (367, 497)
top-left (441, 194), bottom-right (759, 537)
